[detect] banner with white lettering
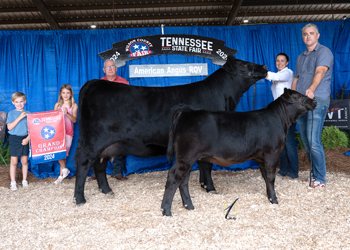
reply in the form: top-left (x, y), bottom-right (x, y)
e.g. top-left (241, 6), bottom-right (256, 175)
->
top-left (99, 34), bottom-right (237, 67)
top-left (323, 99), bottom-right (350, 130)
top-left (28, 110), bottom-right (66, 164)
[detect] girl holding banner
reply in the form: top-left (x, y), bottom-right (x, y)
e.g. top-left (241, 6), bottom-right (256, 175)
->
top-left (53, 85), bottom-right (78, 184)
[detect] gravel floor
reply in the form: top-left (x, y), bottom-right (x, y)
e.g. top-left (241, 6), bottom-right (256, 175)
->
top-left (1, 168), bottom-right (350, 250)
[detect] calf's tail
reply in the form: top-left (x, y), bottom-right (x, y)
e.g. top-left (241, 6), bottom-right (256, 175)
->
top-left (166, 104), bottom-right (193, 163)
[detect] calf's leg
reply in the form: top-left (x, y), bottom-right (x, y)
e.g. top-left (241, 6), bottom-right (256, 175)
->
top-left (257, 162), bottom-right (278, 204)
top-left (94, 158), bottom-right (114, 196)
top-left (178, 171), bottom-right (194, 210)
top-left (161, 162), bottom-right (192, 216)
top-left (197, 161), bottom-right (217, 193)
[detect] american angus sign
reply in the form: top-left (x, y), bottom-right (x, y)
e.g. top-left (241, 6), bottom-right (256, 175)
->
top-left (98, 35), bottom-right (237, 67)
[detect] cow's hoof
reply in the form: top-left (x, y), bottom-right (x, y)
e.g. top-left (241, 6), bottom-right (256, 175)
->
top-left (208, 190), bottom-right (217, 194)
top-left (184, 204), bottom-right (194, 210)
top-left (76, 202), bottom-right (86, 207)
top-left (106, 191), bottom-right (115, 197)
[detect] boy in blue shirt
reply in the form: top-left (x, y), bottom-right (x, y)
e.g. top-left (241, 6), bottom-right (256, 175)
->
top-left (6, 92), bottom-right (30, 191)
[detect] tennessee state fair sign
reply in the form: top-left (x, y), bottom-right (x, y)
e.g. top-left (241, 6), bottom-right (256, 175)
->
top-left (98, 34), bottom-right (237, 67)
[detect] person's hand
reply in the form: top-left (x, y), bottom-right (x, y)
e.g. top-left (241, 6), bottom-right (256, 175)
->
top-left (305, 88), bottom-right (315, 99)
top-left (19, 112), bottom-right (27, 120)
top-left (62, 107), bottom-right (68, 114)
top-left (22, 137), bottom-right (29, 145)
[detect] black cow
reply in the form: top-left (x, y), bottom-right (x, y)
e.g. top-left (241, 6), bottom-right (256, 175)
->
top-left (74, 55), bottom-right (268, 206)
top-left (161, 89), bottom-right (317, 216)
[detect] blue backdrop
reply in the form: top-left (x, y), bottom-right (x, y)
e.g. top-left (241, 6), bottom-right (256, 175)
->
top-left (1, 20), bottom-right (349, 178)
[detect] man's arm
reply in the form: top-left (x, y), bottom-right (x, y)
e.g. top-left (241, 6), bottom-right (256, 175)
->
top-left (291, 78), bottom-right (298, 91)
top-left (305, 65), bottom-right (329, 99)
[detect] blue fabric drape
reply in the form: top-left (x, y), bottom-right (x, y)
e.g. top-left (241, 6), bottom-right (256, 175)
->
top-left (1, 20), bottom-right (349, 179)
top-left (334, 19), bottom-right (350, 98)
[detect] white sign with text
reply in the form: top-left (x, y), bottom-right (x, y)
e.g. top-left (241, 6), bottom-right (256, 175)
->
top-left (129, 63), bottom-right (208, 78)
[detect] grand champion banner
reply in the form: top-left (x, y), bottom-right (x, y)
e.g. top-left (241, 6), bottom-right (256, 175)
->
top-left (27, 110), bottom-right (66, 164)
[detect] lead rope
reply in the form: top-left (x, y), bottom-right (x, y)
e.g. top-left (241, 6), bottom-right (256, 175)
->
top-left (309, 110), bottom-right (314, 187)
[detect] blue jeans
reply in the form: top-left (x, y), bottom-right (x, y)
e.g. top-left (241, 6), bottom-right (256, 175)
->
top-left (297, 101), bottom-right (328, 184)
top-left (90, 156), bottom-right (126, 176)
top-left (111, 156), bottom-right (126, 176)
top-left (279, 123), bottom-right (299, 178)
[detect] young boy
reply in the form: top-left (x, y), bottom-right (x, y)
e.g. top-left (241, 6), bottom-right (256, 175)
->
top-left (6, 92), bottom-right (30, 191)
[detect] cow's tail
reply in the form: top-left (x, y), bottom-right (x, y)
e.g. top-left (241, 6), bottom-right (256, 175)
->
top-left (74, 80), bottom-right (94, 169)
top-left (166, 104), bottom-right (193, 163)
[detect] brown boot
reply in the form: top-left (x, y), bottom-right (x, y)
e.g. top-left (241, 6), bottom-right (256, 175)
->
top-left (114, 175), bottom-right (128, 180)
top-left (88, 175), bottom-right (96, 181)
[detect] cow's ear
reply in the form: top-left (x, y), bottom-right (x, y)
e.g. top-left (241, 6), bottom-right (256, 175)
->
top-left (223, 56), bottom-right (235, 73)
top-left (227, 54), bottom-right (235, 61)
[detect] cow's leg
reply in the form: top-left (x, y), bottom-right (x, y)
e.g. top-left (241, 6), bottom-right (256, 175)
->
top-left (178, 171), bottom-right (194, 210)
top-left (74, 160), bottom-right (92, 206)
top-left (94, 158), bottom-right (114, 196)
top-left (197, 161), bottom-right (217, 193)
top-left (257, 160), bottom-right (278, 204)
top-left (161, 162), bottom-right (192, 216)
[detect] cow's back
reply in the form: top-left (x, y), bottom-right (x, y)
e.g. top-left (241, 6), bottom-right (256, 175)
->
top-left (77, 72), bottom-right (233, 157)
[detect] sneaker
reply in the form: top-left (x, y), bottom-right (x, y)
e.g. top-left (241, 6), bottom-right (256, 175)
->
top-left (22, 180), bottom-right (29, 187)
top-left (308, 181), bottom-right (326, 189)
top-left (62, 168), bottom-right (70, 179)
top-left (301, 177), bottom-right (315, 183)
top-left (54, 176), bottom-right (64, 185)
top-left (10, 182), bottom-right (17, 191)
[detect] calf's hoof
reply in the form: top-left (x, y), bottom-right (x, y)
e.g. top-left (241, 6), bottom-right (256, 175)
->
top-left (201, 184), bottom-right (218, 194)
top-left (101, 188), bottom-right (114, 195)
top-left (161, 209), bottom-right (172, 217)
top-left (106, 191), bottom-right (115, 197)
top-left (269, 197), bottom-right (278, 204)
top-left (183, 203), bottom-right (194, 210)
top-left (75, 198), bottom-right (86, 207)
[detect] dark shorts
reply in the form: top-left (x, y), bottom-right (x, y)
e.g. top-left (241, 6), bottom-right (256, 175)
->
top-left (9, 134), bottom-right (29, 157)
